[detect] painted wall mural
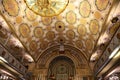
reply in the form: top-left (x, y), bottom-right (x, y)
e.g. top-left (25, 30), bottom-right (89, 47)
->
top-left (0, 0), bottom-right (114, 61)
top-left (34, 27), bottom-right (44, 38)
top-left (19, 23), bottom-right (30, 38)
top-left (95, 0), bottom-right (109, 11)
top-left (25, 8), bottom-right (37, 21)
top-left (46, 31), bottom-right (55, 41)
top-left (29, 40), bottom-right (38, 52)
top-left (77, 24), bottom-right (86, 36)
top-left (42, 17), bottom-right (52, 26)
top-left (89, 19), bottom-right (99, 35)
top-left (66, 11), bottom-right (76, 24)
top-left (66, 30), bottom-right (75, 39)
top-left (75, 40), bottom-right (83, 49)
top-left (85, 39), bottom-right (94, 50)
top-left (2, 0), bottom-right (19, 16)
top-left (55, 21), bottom-right (65, 32)
top-left (79, 0), bottom-right (91, 18)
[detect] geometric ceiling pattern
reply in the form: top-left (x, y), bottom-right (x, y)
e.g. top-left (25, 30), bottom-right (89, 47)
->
top-left (0, 0), bottom-right (114, 62)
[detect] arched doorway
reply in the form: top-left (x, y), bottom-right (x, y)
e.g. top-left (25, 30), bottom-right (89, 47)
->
top-left (47, 56), bottom-right (75, 80)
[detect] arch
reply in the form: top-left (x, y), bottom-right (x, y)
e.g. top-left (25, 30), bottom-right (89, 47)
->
top-left (37, 45), bottom-right (89, 69)
top-left (45, 52), bottom-right (79, 69)
top-left (47, 56), bottom-right (75, 80)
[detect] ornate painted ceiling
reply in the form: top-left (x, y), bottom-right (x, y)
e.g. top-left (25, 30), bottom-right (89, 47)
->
top-left (0, 0), bottom-right (120, 68)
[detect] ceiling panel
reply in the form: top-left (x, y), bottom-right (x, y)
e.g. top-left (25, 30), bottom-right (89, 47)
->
top-left (0, 0), bottom-right (115, 62)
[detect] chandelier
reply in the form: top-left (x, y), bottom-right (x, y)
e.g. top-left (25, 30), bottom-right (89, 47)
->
top-left (25, 0), bottom-right (69, 17)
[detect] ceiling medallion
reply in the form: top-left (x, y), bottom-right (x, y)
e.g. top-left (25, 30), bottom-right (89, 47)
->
top-left (25, 0), bottom-right (69, 17)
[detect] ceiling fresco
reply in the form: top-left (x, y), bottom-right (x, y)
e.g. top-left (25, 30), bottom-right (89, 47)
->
top-left (0, 0), bottom-right (118, 64)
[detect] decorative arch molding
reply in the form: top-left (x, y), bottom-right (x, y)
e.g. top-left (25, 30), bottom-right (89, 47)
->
top-left (37, 45), bottom-right (89, 69)
top-left (44, 52), bottom-right (80, 69)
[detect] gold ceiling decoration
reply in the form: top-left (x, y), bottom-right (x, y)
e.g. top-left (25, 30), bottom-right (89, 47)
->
top-left (2, 0), bottom-right (19, 16)
top-left (79, 0), bottom-right (91, 18)
top-left (0, 0), bottom-right (116, 62)
top-left (95, 0), bottom-right (109, 11)
top-left (25, 0), bottom-right (69, 17)
top-left (19, 23), bottom-right (30, 38)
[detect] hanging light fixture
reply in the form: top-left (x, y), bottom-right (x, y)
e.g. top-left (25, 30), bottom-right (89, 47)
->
top-left (25, 0), bottom-right (69, 17)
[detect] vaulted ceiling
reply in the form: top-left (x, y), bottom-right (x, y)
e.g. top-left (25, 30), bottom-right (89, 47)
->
top-left (0, 0), bottom-right (120, 69)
